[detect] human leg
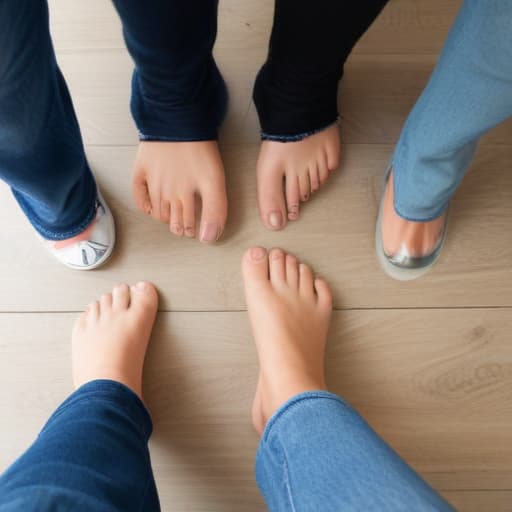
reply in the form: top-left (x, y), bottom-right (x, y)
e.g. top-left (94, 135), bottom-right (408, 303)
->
top-left (0, 283), bottom-right (159, 511)
top-left (242, 247), bottom-right (454, 511)
top-left (112, 0), bottom-right (228, 242)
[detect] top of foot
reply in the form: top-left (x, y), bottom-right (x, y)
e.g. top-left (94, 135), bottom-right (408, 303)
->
top-left (72, 281), bottom-right (159, 399)
top-left (242, 247), bottom-right (332, 435)
top-left (257, 123), bottom-right (340, 230)
top-left (132, 141), bottom-right (228, 243)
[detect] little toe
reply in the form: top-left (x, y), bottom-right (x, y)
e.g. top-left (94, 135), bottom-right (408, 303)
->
top-left (285, 173), bottom-right (300, 221)
top-left (241, 247), bottom-right (270, 286)
top-left (170, 200), bottom-right (184, 237)
top-left (257, 165), bottom-right (287, 231)
top-left (299, 263), bottom-right (315, 299)
top-left (269, 248), bottom-right (286, 286)
top-left (112, 283), bottom-right (130, 311)
top-left (285, 253), bottom-right (299, 290)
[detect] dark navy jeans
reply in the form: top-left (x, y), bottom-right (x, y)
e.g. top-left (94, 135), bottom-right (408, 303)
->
top-left (0, 381), bottom-right (453, 511)
top-left (0, 0), bottom-right (226, 240)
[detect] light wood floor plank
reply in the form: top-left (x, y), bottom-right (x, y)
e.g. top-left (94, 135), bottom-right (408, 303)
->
top-left (443, 491), bottom-right (512, 512)
top-left (1, 144), bottom-right (511, 312)
top-left (0, 309), bottom-right (511, 510)
top-left (48, 0), bottom-right (462, 56)
top-left (53, 50), bottom-right (512, 147)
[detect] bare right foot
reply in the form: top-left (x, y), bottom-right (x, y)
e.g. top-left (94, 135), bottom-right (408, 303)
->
top-left (242, 247), bottom-right (333, 436)
top-left (72, 282), bottom-right (159, 399)
top-left (132, 141), bottom-right (228, 243)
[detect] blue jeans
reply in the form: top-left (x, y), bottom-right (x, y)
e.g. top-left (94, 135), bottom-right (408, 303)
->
top-left (392, 0), bottom-right (512, 222)
top-left (0, 381), bottom-right (453, 511)
top-left (0, 0), bottom-right (225, 239)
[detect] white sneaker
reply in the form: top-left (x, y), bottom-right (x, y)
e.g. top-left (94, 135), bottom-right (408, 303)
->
top-left (42, 191), bottom-right (116, 270)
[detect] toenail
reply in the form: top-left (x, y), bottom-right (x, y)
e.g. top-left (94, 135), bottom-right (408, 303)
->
top-left (136, 282), bottom-right (147, 291)
top-left (185, 226), bottom-right (195, 237)
top-left (269, 211), bottom-right (283, 229)
top-left (200, 222), bottom-right (219, 243)
top-left (172, 223), bottom-right (183, 235)
top-left (250, 247), bottom-right (266, 261)
top-left (303, 194), bottom-right (309, 201)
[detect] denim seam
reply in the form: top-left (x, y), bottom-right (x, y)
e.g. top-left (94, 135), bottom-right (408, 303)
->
top-left (260, 118), bottom-right (339, 142)
top-left (282, 456), bottom-right (297, 512)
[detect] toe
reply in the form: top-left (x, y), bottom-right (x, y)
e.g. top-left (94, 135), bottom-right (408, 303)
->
top-left (170, 200), bottom-right (184, 237)
top-left (299, 263), bottom-right (315, 299)
top-left (130, 281), bottom-right (159, 313)
top-left (113, 283), bottom-right (130, 311)
top-left (318, 154), bottom-right (329, 184)
top-left (100, 293), bottom-right (113, 312)
top-left (285, 173), bottom-right (300, 221)
top-left (241, 247), bottom-right (269, 286)
top-left (199, 182), bottom-right (228, 243)
top-left (182, 193), bottom-right (196, 238)
top-left (309, 164), bottom-right (320, 192)
top-left (86, 301), bottom-right (100, 324)
top-left (160, 199), bottom-right (170, 224)
top-left (147, 185), bottom-right (162, 222)
top-left (314, 278), bottom-right (333, 311)
top-left (285, 253), bottom-right (299, 290)
top-left (269, 248), bottom-right (286, 286)
top-left (132, 172), bottom-right (152, 215)
top-left (298, 171), bottom-right (311, 202)
top-left (257, 163), bottom-right (287, 231)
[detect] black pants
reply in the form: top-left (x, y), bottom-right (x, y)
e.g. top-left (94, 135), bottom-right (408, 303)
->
top-left (115, 0), bottom-right (388, 142)
top-left (254, 0), bottom-right (389, 139)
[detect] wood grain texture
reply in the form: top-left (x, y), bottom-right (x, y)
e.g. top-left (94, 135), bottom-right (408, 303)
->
top-left (1, 310), bottom-right (511, 511)
top-left (1, 143), bottom-right (511, 312)
top-left (1, 1), bottom-right (511, 510)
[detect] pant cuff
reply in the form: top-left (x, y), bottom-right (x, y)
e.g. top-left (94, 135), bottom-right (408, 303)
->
top-left (44, 379), bottom-right (153, 441)
top-left (260, 118), bottom-right (339, 143)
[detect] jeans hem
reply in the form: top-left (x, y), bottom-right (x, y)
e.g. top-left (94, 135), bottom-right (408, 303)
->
top-left (139, 132), bottom-right (218, 142)
top-left (260, 391), bottom-right (347, 443)
top-left (12, 184), bottom-right (98, 241)
top-left (260, 118), bottom-right (339, 143)
top-left (45, 379), bottom-right (153, 440)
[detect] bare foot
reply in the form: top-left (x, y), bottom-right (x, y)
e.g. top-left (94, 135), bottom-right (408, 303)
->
top-left (257, 124), bottom-right (340, 230)
top-left (72, 282), bottom-right (159, 399)
top-left (132, 141), bottom-right (228, 243)
top-left (242, 247), bottom-right (332, 436)
top-left (382, 170), bottom-right (446, 259)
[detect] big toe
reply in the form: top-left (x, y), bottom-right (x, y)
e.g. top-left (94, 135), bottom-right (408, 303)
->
top-left (242, 247), bottom-right (270, 286)
top-left (130, 281), bottom-right (159, 316)
top-left (199, 184), bottom-right (228, 243)
top-left (257, 164), bottom-right (287, 231)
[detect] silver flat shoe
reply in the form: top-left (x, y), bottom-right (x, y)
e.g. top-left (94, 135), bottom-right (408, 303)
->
top-left (375, 168), bottom-right (449, 281)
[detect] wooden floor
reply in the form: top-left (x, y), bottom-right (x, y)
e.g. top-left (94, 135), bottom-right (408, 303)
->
top-left (1, 1), bottom-right (511, 510)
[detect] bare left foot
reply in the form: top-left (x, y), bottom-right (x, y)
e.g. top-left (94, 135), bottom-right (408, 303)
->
top-left (257, 124), bottom-right (340, 230)
top-left (242, 247), bottom-right (332, 436)
top-left (72, 282), bottom-right (159, 399)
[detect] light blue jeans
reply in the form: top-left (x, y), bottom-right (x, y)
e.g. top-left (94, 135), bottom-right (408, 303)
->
top-left (393, 0), bottom-right (512, 222)
top-left (0, 382), bottom-right (453, 511)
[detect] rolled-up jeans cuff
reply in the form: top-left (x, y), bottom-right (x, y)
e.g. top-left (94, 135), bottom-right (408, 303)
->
top-left (260, 118), bottom-right (339, 143)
